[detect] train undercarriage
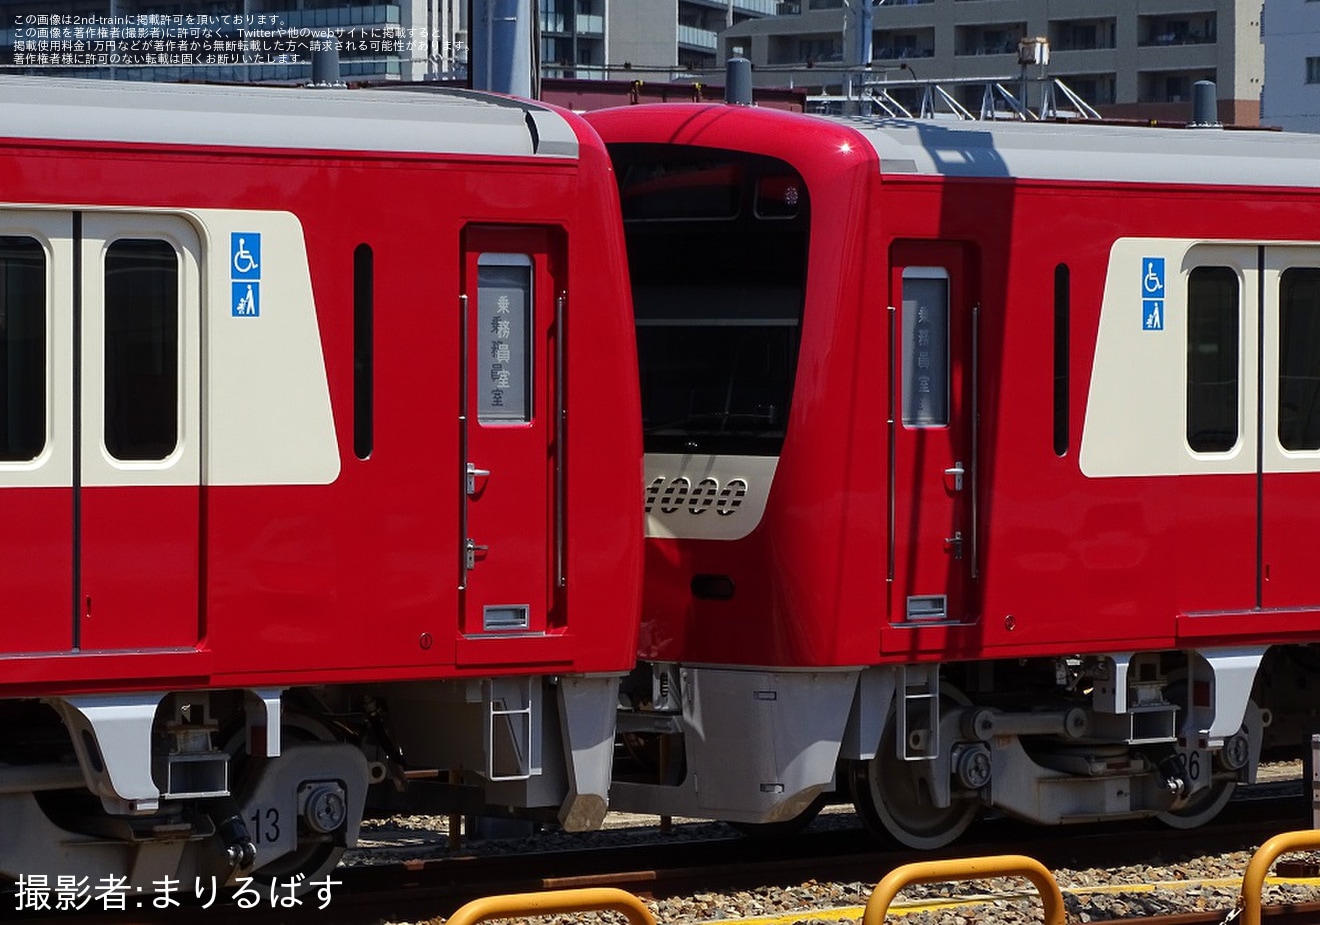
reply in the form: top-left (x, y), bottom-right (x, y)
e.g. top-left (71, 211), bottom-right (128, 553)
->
top-left (0, 675), bottom-right (619, 895)
top-left (613, 647), bottom-right (1309, 848)
top-left (4, 646), bottom-right (1311, 892)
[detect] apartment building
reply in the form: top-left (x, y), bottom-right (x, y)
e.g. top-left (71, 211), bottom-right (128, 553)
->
top-left (540, 0), bottom-right (774, 81)
top-left (0, 0), bottom-right (776, 86)
top-left (0, 0), bottom-right (459, 82)
top-left (723, 0), bottom-right (1264, 125)
top-left (1260, 0), bottom-right (1320, 131)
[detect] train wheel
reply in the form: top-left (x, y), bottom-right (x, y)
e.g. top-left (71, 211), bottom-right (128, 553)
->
top-left (1154, 779), bottom-right (1236, 829)
top-left (850, 689), bottom-right (979, 850)
top-left (245, 818), bottom-right (345, 892)
top-left (1155, 686), bottom-right (1252, 830)
top-left (226, 715), bottom-right (346, 890)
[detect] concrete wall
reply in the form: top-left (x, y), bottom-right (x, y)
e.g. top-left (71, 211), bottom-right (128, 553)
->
top-left (608, 0), bottom-right (680, 81)
top-left (1261, 0), bottom-right (1320, 131)
top-left (722, 0), bottom-right (1265, 124)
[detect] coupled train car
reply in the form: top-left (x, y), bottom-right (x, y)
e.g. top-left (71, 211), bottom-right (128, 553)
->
top-left (0, 78), bottom-right (641, 890)
top-left (7, 72), bottom-right (1320, 894)
top-left (587, 103), bottom-right (1320, 847)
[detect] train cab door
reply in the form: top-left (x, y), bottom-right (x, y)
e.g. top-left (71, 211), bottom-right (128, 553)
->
top-left (78, 214), bottom-right (202, 650)
top-left (888, 243), bottom-right (977, 626)
top-left (459, 227), bottom-right (563, 638)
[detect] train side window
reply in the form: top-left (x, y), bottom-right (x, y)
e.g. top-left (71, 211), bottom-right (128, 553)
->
top-left (103, 238), bottom-right (179, 461)
top-left (354, 243), bottom-right (373, 459)
top-left (1279, 267), bottom-right (1320, 451)
top-left (901, 267), bottom-right (949, 428)
top-left (0, 236), bottom-right (46, 461)
top-left (1186, 265), bottom-right (1240, 453)
top-left (477, 254), bottom-right (532, 424)
top-left (1053, 263), bottom-right (1070, 456)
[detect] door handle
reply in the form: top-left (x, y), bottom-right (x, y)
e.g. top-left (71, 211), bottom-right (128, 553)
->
top-left (945, 531), bottom-right (964, 560)
top-left (466, 463), bottom-right (491, 496)
top-left (944, 462), bottom-right (965, 492)
top-left (465, 539), bottom-right (489, 570)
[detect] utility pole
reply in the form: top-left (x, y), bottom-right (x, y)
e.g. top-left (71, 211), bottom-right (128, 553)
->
top-left (470, 0), bottom-right (533, 97)
top-left (846, 0), bottom-right (874, 70)
top-left (844, 0), bottom-right (875, 111)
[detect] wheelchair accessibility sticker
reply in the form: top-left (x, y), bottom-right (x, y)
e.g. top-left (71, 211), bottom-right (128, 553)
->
top-left (232, 281), bottom-right (259, 317)
top-left (231, 232), bottom-right (261, 317)
top-left (1141, 256), bottom-right (1164, 331)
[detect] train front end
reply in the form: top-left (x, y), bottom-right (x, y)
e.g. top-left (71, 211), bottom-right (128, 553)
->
top-left (590, 99), bottom-right (1319, 849)
top-left (587, 104), bottom-right (883, 828)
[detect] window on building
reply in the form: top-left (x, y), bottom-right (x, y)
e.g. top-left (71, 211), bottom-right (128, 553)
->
top-left (1307, 57), bottom-right (1320, 84)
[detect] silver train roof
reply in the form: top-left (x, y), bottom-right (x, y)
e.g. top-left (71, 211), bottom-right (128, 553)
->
top-left (0, 76), bottom-right (578, 158)
top-left (840, 114), bottom-right (1320, 188)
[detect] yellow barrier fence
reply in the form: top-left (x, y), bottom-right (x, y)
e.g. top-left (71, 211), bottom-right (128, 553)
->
top-left (445, 887), bottom-right (657, 925)
top-left (862, 854), bottom-right (1065, 925)
top-left (442, 838), bottom-right (1320, 925)
top-left (1237, 829), bottom-right (1320, 925)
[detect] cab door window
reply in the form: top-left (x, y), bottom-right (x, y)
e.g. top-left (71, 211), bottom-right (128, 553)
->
top-left (901, 267), bottom-right (950, 428)
top-left (477, 256), bottom-right (532, 424)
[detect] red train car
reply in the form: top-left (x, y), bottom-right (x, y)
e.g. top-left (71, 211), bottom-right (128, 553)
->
top-left (587, 102), bottom-right (1320, 847)
top-left (0, 78), bottom-right (641, 890)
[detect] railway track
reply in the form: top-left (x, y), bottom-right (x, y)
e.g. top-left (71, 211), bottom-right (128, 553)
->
top-left (7, 785), bottom-right (1315, 925)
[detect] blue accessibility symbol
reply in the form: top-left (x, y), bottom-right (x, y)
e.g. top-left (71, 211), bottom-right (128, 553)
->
top-left (1141, 257), bottom-right (1164, 331)
top-left (231, 232), bottom-right (261, 281)
top-left (232, 281), bottom-right (260, 317)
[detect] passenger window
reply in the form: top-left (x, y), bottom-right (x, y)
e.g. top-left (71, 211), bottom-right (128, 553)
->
top-left (1279, 267), bottom-right (1320, 451)
top-left (354, 243), bottom-right (374, 460)
top-left (0, 236), bottom-right (46, 462)
top-left (901, 267), bottom-right (949, 428)
top-left (104, 238), bottom-right (179, 461)
top-left (1186, 266), bottom-right (1239, 453)
top-left (477, 254), bottom-right (532, 424)
top-left (1053, 263), bottom-right (1070, 457)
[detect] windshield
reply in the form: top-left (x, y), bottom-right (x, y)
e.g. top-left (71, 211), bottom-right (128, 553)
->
top-left (611, 143), bottom-right (810, 456)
